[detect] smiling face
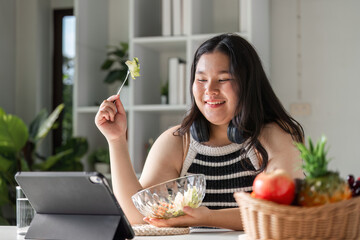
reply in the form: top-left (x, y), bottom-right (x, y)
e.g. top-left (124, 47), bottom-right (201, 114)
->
top-left (192, 51), bottom-right (239, 128)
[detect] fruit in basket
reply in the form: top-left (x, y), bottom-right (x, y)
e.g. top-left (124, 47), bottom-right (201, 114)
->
top-left (252, 169), bottom-right (295, 205)
top-left (295, 136), bottom-right (352, 207)
top-left (347, 174), bottom-right (360, 197)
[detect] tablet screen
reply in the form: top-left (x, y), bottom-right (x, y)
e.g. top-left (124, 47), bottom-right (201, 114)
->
top-left (15, 171), bottom-right (134, 239)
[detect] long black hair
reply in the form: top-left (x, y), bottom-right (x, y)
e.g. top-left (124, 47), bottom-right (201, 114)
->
top-left (176, 33), bottom-right (304, 172)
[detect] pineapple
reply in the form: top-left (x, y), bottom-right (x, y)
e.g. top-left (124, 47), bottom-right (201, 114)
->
top-left (295, 136), bottom-right (351, 207)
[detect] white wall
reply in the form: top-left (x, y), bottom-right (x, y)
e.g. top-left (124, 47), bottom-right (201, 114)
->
top-left (271, 0), bottom-right (360, 177)
top-left (51, 0), bottom-right (73, 8)
top-left (108, 0), bottom-right (129, 44)
top-left (0, 0), bottom-right (16, 114)
top-left (0, 0), bottom-right (73, 120)
top-left (14, 0), bottom-right (51, 125)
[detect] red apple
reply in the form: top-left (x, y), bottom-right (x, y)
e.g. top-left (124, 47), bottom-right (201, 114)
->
top-left (252, 169), bottom-right (295, 205)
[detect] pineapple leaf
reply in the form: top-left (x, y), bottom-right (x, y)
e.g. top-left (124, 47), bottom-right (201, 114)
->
top-left (295, 135), bottom-right (330, 178)
top-left (309, 138), bottom-right (314, 153)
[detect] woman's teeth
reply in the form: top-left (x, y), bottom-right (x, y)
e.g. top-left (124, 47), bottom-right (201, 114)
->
top-left (207, 101), bottom-right (225, 105)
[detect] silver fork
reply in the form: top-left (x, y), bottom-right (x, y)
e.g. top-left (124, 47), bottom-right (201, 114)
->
top-left (116, 70), bottom-right (130, 95)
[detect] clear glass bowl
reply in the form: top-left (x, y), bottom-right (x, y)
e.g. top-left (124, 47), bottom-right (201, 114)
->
top-left (131, 174), bottom-right (206, 219)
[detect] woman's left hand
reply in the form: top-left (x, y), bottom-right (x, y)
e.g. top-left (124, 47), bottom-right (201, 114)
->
top-left (143, 206), bottom-right (211, 227)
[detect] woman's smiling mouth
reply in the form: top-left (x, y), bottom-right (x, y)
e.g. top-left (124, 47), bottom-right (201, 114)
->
top-left (205, 100), bottom-right (226, 107)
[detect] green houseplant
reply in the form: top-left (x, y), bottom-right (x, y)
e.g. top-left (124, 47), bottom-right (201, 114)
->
top-left (101, 42), bottom-right (129, 85)
top-left (88, 148), bottom-right (110, 175)
top-left (101, 42), bottom-right (131, 106)
top-left (161, 81), bottom-right (169, 104)
top-left (0, 104), bottom-right (88, 225)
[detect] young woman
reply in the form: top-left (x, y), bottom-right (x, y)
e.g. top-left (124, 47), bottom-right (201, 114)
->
top-left (95, 33), bottom-right (304, 230)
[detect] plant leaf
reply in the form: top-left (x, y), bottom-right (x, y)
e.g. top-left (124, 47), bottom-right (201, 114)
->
top-left (101, 59), bottom-right (114, 70)
top-left (35, 104), bottom-right (64, 141)
top-left (28, 109), bottom-right (47, 142)
top-left (308, 138), bottom-right (314, 153)
top-left (56, 137), bottom-right (88, 157)
top-left (104, 70), bottom-right (123, 84)
top-left (0, 107), bottom-right (5, 117)
top-left (0, 155), bottom-right (13, 172)
top-left (20, 157), bottom-right (30, 171)
top-left (34, 149), bottom-right (73, 171)
top-left (120, 42), bottom-right (129, 52)
top-left (88, 148), bottom-right (110, 164)
top-left (0, 113), bottom-right (28, 154)
top-left (114, 49), bottom-right (126, 58)
top-left (0, 216), bottom-right (9, 225)
top-left (36, 137), bottom-right (88, 171)
top-left (0, 178), bottom-right (10, 206)
top-left (37, 137), bottom-right (88, 171)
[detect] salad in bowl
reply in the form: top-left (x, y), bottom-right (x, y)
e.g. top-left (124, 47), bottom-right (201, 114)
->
top-left (131, 174), bottom-right (206, 219)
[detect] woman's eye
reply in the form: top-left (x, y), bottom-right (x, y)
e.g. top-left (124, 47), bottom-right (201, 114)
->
top-left (219, 79), bottom-right (231, 82)
top-left (197, 79), bottom-right (207, 82)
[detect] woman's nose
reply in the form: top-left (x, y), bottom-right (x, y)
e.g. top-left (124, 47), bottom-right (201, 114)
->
top-left (205, 80), bottom-right (219, 95)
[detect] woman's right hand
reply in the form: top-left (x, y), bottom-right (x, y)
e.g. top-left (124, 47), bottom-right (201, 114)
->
top-left (95, 95), bottom-right (127, 142)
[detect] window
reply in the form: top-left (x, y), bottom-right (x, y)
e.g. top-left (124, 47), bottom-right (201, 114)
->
top-left (53, 9), bottom-right (75, 151)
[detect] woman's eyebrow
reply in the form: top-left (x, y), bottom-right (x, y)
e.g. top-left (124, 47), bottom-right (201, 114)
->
top-left (195, 70), bottom-right (230, 74)
top-left (218, 70), bottom-right (230, 74)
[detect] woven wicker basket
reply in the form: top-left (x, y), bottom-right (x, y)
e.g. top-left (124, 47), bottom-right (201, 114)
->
top-left (234, 192), bottom-right (360, 240)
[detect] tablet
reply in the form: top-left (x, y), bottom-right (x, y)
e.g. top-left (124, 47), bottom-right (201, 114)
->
top-left (15, 171), bottom-right (135, 240)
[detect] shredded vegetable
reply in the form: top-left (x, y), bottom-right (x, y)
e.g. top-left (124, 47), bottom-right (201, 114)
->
top-left (151, 186), bottom-right (202, 219)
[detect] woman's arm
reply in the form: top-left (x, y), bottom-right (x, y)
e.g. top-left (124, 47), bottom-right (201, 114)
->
top-left (112, 126), bottom-right (184, 224)
top-left (95, 95), bottom-right (143, 223)
top-left (108, 137), bottom-right (144, 223)
top-left (259, 122), bottom-right (304, 179)
top-left (143, 207), bottom-right (243, 230)
top-left (95, 96), bottom-right (184, 224)
top-left (109, 128), bottom-right (184, 224)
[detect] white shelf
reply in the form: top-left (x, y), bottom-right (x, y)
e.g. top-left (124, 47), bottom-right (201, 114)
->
top-left (77, 106), bottom-right (130, 113)
top-left (74, 0), bottom-right (269, 173)
top-left (76, 105), bottom-right (187, 113)
top-left (190, 32), bottom-right (249, 41)
top-left (77, 106), bottom-right (99, 113)
top-left (133, 36), bottom-right (187, 43)
top-left (132, 37), bottom-right (187, 52)
top-left (132, 104), bottom-right (188, 112)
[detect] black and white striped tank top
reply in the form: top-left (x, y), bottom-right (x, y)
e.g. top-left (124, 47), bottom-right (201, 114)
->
top-left (180, 135), bottom-right (260, 209)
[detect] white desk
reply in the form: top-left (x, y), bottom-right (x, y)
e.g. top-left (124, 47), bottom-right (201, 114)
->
top-left (0, 226), bottom-right (247, 240)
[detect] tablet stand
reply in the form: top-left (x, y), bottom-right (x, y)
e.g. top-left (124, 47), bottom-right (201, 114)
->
top-left (26, 213), bottom-right (127, 240)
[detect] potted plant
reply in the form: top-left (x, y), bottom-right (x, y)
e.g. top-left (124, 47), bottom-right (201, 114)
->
top-left (0, 104), bottom-right (88, 224)
top-left (88, 148), bottom-right (110, 175)
top-left (101, 42), bottom-right (130, 105)
top-left (161, 81), bottom-right (169, 104)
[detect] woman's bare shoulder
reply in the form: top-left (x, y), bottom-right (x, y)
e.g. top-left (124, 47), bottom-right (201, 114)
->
top-left (259, 122), bottom-right (292, 146)
top-left (259, 122), bottom-right (304, 178)
top-left (139, 125), bottom-right (185, 187)
top-left (157, 125), bottom-right (183, 148)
